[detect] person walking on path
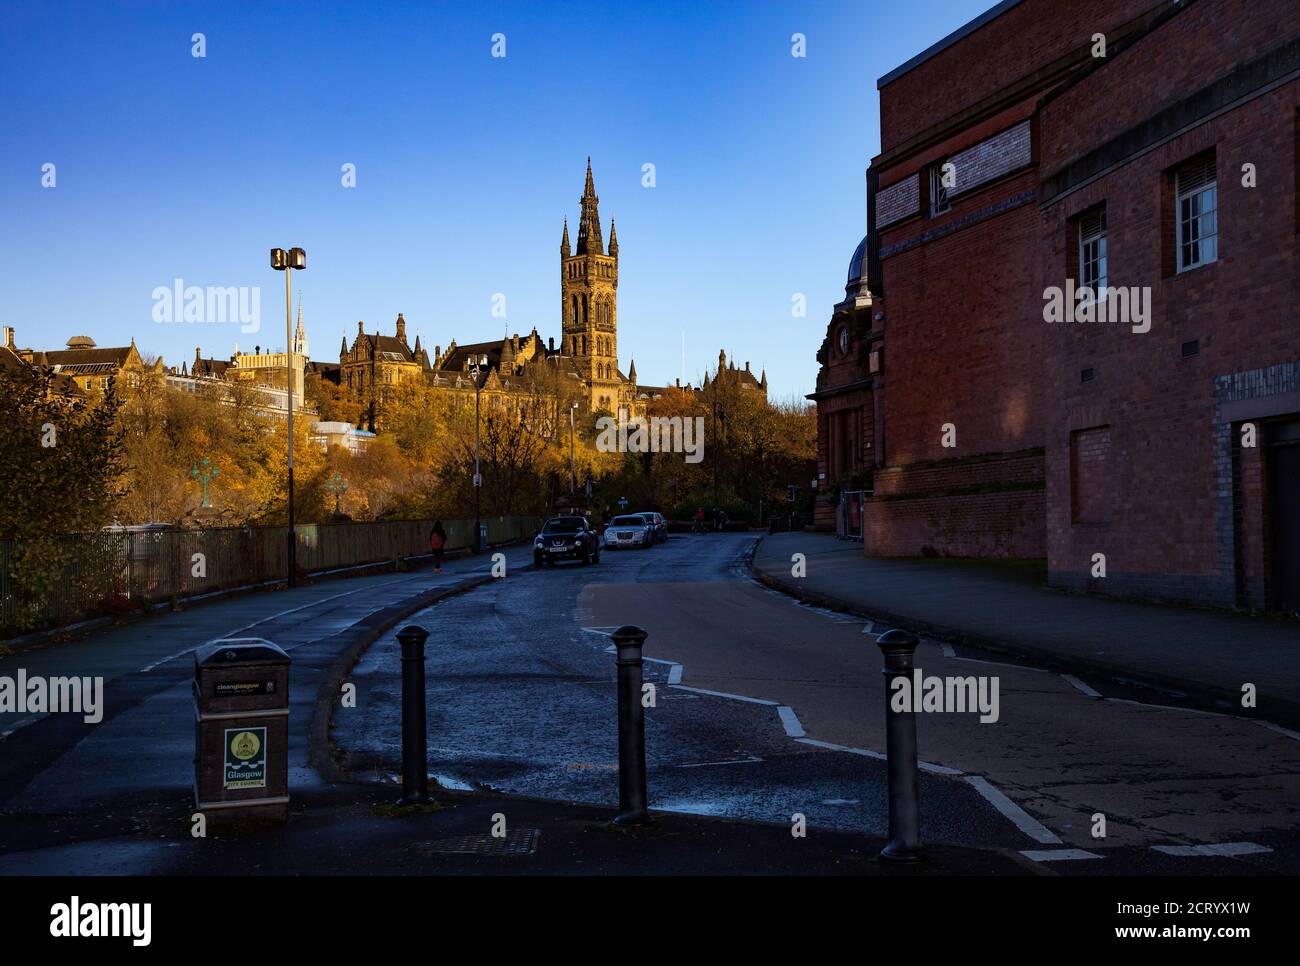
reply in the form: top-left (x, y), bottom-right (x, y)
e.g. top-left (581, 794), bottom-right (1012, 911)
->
top-left (429, 521), bottom-right (447, 574)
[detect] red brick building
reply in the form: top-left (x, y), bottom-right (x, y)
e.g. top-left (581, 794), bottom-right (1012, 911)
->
top-left (829, 0), bottom-right (1299, 609)
top-left (810, 238), bottom-right (879, 535)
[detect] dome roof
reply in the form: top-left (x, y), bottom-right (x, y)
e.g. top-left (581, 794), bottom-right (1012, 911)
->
top-left (846, 235), bottom-right (867, 286)
top-left (844, 235), bottom-right (869, 300)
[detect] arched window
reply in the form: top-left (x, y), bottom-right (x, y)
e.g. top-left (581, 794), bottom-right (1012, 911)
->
top-left (571, 295), bottom-right (578, 324)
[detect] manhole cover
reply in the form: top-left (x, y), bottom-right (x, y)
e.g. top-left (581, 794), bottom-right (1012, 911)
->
top-left (416, 828), bottom-right (540, 856)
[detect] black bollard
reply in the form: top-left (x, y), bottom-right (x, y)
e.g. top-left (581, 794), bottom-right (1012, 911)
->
top-left (610, 625), bottom-right (652, 826)
top-left (876, 628), bottom-right (924, 861)
top-left (396, 624), bottom-right (431, 805)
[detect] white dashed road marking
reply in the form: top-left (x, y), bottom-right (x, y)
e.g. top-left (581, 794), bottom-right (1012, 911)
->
top-left (964, 775), bottom-right (1062, 845)
top-left (1021, 848), bottom-right (1103, 862)
top-left (1151, 842), bottom-right (1272, 857)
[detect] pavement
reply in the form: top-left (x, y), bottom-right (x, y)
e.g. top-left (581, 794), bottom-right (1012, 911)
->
top-left (4, 530), bottom-right (1297, 875)
top-left (0, 536), bottom-right (1030, 875)
top-left (335, 532), bottom-right (1300, 873)
top-left (751, 531), bottom-right (1300, 726)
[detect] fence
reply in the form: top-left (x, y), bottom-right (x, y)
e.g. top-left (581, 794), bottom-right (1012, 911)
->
top-left (0, 516), bottom-right (541, 638)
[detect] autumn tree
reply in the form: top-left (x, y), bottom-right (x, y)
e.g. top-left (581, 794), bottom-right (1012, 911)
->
top-left (0, 364), bottom-right (123, 628)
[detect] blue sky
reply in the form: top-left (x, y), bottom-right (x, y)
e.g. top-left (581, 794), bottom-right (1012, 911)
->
top-left (0, 0), bottom-right (991, 400)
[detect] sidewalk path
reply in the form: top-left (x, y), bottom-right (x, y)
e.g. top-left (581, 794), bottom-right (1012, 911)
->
top-left (0, 545), bottom-right (535, 807)
top-left (751, 532), bottom-right (1300, 726)
top-left (0, 538), bottom-right (1033, 875)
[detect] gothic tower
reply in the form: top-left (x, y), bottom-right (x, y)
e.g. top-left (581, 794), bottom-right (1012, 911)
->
top-left (561, 158), bottom-right (620, 411)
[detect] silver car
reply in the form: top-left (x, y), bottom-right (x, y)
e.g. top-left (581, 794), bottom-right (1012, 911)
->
top-left (604, 514), bottom-right (655, 549)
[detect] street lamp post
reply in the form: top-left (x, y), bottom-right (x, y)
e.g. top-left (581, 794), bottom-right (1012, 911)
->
top-left (469, 356), bottom-right (486, 552)
top-left (326, 472), bottom-right (348, 517)
top-left (569, 400), bottom-right (579, 496)
top-left (270, 246), bottom-right (306, 587)
top-left (190, 457), bottom-right (218, 509)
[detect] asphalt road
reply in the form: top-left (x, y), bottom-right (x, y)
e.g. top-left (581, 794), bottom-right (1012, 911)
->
top-left (336, 532), bottom-right (1300, 873)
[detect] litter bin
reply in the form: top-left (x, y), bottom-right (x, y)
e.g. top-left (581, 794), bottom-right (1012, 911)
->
top-left (193, 638), bottom-right (291, 820)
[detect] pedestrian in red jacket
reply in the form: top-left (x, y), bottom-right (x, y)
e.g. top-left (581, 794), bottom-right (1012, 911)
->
top-left (429, 521), bottom-right (446, 573)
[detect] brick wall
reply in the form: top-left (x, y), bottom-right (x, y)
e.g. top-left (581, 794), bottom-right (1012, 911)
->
top-left (1039, 1), bottom-right (1299, 607)
top-left (1038, 0), bottom-right (1300, 174)
top-left (861, 450), bottom-right (1046, 557)
top-left (1069, 426), bottom-right (1112, 524)
top-left (879, 0), bottom-right (1157, 151)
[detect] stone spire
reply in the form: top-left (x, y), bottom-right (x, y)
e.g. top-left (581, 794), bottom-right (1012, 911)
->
top-left (294, 296), bottom-right (308, 357)
top-left (628, 357), bottom-right (637, 383)
top-left (575, 157), bottom-right (604, 255)
top-left (561, 217), bottom-right (571, 257)
top-left (608, 218), bottom-right (619, 258)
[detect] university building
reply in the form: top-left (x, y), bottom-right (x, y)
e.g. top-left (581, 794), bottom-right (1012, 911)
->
top-left (816, 0), bottom-right (1299, 610)
top-left (325, 160), bottom-right (765, 429)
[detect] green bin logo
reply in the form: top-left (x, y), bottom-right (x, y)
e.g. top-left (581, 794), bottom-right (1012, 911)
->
top-left (224, 727), bottom-right (267, 789)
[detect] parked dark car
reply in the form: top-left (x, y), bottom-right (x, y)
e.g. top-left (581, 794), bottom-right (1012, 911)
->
top-left (534, 516), bottom-right (601, 567)
top-left (639, 511), bottom-right (668, 543)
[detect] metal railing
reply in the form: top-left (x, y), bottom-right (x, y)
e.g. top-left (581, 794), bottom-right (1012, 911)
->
top-left (0, 516), bottom-right (541, 638)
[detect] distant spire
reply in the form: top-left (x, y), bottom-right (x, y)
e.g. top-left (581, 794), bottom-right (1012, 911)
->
top-left (628, 357), bottom-right (637, 383)
top-left (294, 295), bottom-right (308, 357)
top-left (608, 218), bottom-right (619, 257)
top-left (576, 159), bottom-right (603, 255)
top-left (760, 368), bottom-right (768, 390)
top-left (561, 217), bottom-right (571, 256)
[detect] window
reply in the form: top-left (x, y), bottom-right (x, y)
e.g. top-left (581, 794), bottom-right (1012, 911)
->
top-left (1078, 206), bottom-right (1107, 297)
top-left (928, 160), bottom-right (952, 216)
top-left (1176, 154), bottom-right (1217, 271)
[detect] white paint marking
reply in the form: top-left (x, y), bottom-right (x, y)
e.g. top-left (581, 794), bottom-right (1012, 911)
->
top-left (1106, 698), bottom-right (1229, 718)
top-left (432, 772), bottom-right (474, 791)
top-left (949, 654), bottom-right (1048, 673)
top-left (795, 737), bottom-right (962, 774)
top-left (1061, 674), bottom-right (1102, 698)
top-left (796, 737), bottom-right (885, 761)
top-left (670, 685), bottom-right (779, 706)
top-left (919, 760), bottom-right (965, 776)
top-left (1152, 842), bottom-right (1272, 857)
top-left (1257, 721), bottom-right (1300, 741)
top-left (1021, 848), bottom-right (1102, 862)
top-left (667, 664), bottom-right (683, 685)
top-left (777, 705), bottom-right (805, 738)
top-left (822, 799), bottom-right (860, 805)
top-left (862, 622), bottom-right (875, 634)
top-left (675, 756), bottom-right (763, 769)
top-left (138, 578), bottom-right (425, 672)
top-left (965, 775), bottom-right (1061, 845)
top-left (940, 643), bottom-right (956, 657)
